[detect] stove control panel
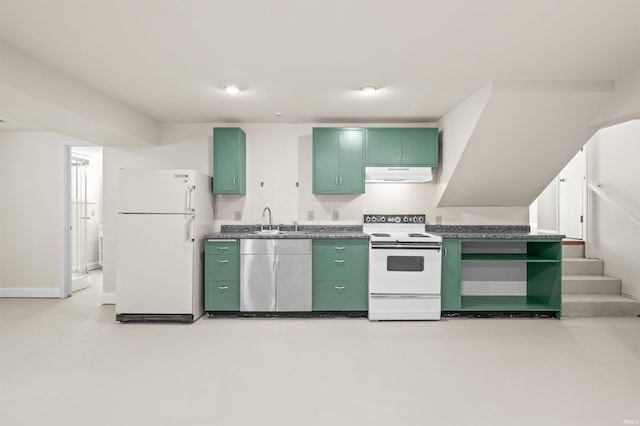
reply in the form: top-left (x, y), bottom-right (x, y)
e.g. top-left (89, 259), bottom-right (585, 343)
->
top-left (363, 214), bottom-right (425, 224)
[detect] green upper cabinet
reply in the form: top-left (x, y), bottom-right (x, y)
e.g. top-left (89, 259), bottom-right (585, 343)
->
top-left (366, 128), bottom-right (438, 167)
top-left (312, 128), bottom-right (364, 194)
top-left (213, 127), bottom-right (246, 194)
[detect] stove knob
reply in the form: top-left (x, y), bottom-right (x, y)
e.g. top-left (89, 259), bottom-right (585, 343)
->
top-left (412, 216), bottom-right (418, 222)
top-left (418, 216), bottom-right (424, 222)
top-left (403, 216), bottom-right (409, 223)
top-left (380, 216), bottom-right (386, 222)
top-left (371, 216), bottom-right (376, 222)
top-left (395, 216), bottom-right (401, 223)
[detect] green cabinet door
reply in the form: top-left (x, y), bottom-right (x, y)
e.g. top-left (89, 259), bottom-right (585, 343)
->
top-left (205, 240), bottom-right (240, 311)
top-left (312, 128), bottom-right (340, 193)
top-left (337, 129), bottom-right (365, 193)
top-left (366, 128), bottom-right (438, 167)
top-left (366, 129), bottom-right (402, 166)
top-left (401, 128), bottom-right (438, 167)
top-left (312, 128), bottom-right (364, 194)
top-left (213, 127), bottom-right (246, 194)
top-left (441, 240), bottom-right (461, 310)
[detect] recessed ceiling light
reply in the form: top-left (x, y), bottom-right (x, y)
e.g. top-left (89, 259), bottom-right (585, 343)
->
top-left (225, 85), bottom-right (240, 94)
top-left (275, 112), bottom-right (284, 117)
top-left (360, 85), bottom-right (378, 93)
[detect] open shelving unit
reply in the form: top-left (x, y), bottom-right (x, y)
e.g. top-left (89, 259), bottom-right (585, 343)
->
top-left (443, 239), bottom-right (562, 318)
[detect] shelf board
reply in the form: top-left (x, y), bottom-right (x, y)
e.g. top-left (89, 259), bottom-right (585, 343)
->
top-left (460, 296), bottom-right (560, 311)
top-left (461, 253), bottom-right (560, 263)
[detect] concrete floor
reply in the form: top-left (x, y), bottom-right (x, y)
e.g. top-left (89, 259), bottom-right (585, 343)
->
top-left (1, 271), bottom-right (639, 426)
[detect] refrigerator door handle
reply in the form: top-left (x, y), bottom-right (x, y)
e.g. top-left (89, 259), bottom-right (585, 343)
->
top-left (186, 185), bottom-right (196, 212)
top-left (187, 216), bottom-right (195, 242)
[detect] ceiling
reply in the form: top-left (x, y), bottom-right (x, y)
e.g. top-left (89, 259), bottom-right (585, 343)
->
top-left (1, 0), bottom-right (640, 124)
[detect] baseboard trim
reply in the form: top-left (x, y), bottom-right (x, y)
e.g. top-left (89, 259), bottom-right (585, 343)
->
top-left (102, 292), bottom-right (116, 305)
top-left (0, 287), bottom-right (62, 298)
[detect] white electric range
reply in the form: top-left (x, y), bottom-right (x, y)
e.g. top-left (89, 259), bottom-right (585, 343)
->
top-left (363, 214), bottom-right (442, 320)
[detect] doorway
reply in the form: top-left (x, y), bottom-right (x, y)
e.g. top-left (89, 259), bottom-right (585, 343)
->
top-left (67, 145), bottom-right (103, 296)
top-left (532, 148), bottom-right (586, 239)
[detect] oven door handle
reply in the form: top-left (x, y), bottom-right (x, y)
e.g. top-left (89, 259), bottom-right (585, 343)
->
top-left (371, 244), bottom-right (441, 250)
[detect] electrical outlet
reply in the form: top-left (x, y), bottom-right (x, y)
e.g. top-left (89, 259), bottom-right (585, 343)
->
top-left (435, 215), bottom-right (442, 224)
top-left (307, 210), bottom-right (314, 220)
top-left (332, 210), bottom-right (339, 221)
top-left (234, 210), bottom-right (241, 221)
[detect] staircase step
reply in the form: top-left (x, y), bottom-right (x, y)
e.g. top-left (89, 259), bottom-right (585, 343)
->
top-left (562, 240), bottom-right (585, 258)
top-left (562, 275), bottom-right (621, 295)
top-left (562, 294), bottom-right (640, 317)
top-left (562, 257), bottom-right (604, 275)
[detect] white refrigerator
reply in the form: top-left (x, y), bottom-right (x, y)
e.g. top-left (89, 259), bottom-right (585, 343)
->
top-left (115, 169), bottom-right (214, 322)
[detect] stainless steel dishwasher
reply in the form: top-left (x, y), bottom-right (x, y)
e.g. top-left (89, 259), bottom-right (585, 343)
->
top-left (240, 239), bottom-right (311, 311)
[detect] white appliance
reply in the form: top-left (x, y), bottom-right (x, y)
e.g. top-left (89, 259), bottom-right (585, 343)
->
top-left (365, 167), bottom-right (433, 183)
top-left (116, 169), bottom-right (214, 322)
top-left (364, 214), bottom-right (442, 320)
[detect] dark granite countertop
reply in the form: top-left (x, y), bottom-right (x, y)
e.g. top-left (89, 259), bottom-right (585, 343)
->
top-left (205, 225), bottom-right (368, 240)
top-left (424, 225), bottom-right (564, 240)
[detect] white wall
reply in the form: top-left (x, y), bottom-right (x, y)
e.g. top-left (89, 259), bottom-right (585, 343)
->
top-left (102, 122), bottom-right (530, 295)
top-left (0, 132), bottom-right (64, 295)
top-left (587, 120), bottom-right (640, 300)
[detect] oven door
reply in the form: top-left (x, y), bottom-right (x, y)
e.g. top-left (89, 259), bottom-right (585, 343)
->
top-left (369, 243), bottom-right (442, 295)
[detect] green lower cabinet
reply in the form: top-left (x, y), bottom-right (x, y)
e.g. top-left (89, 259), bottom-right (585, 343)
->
top-left (205, 240), bottom-right (240, 311)
top-left (313, 280), bottom-right (367, 311)
top-left (205, 280), bottom-right (240, 311)
top-left (441, 240), bottom-right (461, 310)
top-left (312, 239), bottom-right (368, 311)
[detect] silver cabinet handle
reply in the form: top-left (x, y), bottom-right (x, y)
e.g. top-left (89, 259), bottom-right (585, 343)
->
top-left (334, 246), bottom-right (345, 251)
top-left (233, 177), bottom-right (237, 185)
top-left (335, 285), bottom-right (345, 290)
top-left (217, 286), bottom-right (229, 290)
top-left (397, 151), bottom-right (402, 158)
top-left (339, 177), bottom-right (343, 184)
top-left (334, 259), bottom-right (345, 264)
top-left (335, 177), bottom-right (338, 185)
top-left (443, 247), bottom-right (447, 256)
top-left (217, 246), bottom-right (229, 251)
top-left (217, 259), bottom-right (229, 264)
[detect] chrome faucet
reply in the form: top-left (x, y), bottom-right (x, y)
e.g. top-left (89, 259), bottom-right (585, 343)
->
top-left (262, 207), bottom-right (272, 231)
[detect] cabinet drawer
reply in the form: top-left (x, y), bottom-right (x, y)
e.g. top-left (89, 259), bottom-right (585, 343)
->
top-left (313, 254), bottom-right (366, 281)
top-left (205, 279), bottom-right (240, 311)
top-left (313, 280), bottom-right (367, 311)
top-left (206, 241), bottom-right (239, 255)
top-left (313, 239), bottom-right (368, 256)
top-left (205, 254), bottom-right (239, 281)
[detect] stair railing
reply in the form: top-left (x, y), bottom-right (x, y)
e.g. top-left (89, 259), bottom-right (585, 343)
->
top-left (588, 183), bottom-right (640, 229)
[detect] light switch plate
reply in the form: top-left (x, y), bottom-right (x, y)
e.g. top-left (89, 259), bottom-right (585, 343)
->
top-left (307, 210), bottom-right (314, 220)
top-left (435, 215), bottom-right (442, 224)
top-left (332, 210), bottom-right (339, 221)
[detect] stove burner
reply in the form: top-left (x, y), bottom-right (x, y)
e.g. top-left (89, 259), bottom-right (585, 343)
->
top-left (371, 233), bottom-right (391, 237)
top-left (408, 233), bottom-right (431, 238)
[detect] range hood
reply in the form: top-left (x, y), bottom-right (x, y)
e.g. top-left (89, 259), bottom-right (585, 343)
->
top-left (365, 167), bottom-right (433, 183)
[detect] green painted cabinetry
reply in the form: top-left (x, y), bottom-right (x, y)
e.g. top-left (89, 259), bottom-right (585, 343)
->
top-left (312, 128), bottom-right (365, 194)
top-left (366, 128), bottom-right (438, 167)
top-left (312, 239), bottom-right (368, 311)
top-left (440, 239), bottom-right (562, 318)
top-left (213, 127), bottom-right (246, 194)
top-left (441, 240), bottom-right (461, 310)
top-left (205, 240), bottom-right (240, 311)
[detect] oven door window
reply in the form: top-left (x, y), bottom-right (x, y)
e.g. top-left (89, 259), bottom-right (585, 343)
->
top-left (387, 256), bottom-right (424, 272)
